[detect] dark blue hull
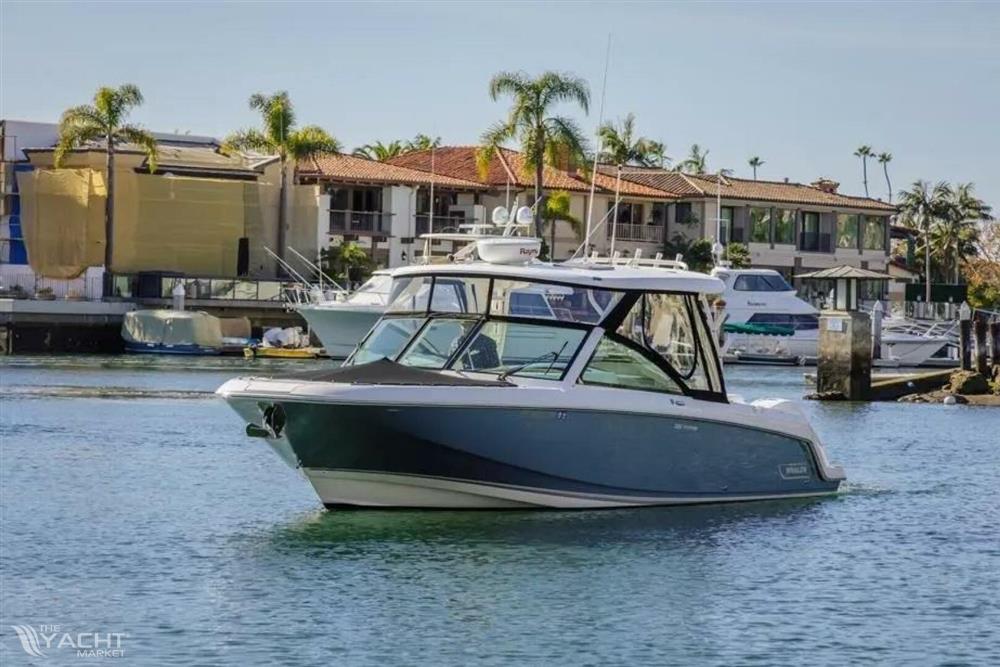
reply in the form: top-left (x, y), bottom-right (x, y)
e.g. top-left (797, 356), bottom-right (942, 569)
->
top-left (270, 402), bottom-right (840, 508)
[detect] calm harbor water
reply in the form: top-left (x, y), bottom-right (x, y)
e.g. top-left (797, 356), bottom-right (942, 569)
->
top-left (1, 356), bottom-right (998, 665)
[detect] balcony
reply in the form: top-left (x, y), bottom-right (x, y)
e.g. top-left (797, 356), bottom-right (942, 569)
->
top-left (607, 223), bottom-right (664, 244)
top-left (329, 210), bottom-right (393, 236)
top-left (799, 232), bottom-right (832, 253)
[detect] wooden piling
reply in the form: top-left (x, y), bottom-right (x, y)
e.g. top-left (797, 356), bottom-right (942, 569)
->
top-left (974, 318), bottom-right (989, 375)
top-left (959, 318), bottom-right (972, 370)
top-left (990, 320), bottom-right (1000, 365)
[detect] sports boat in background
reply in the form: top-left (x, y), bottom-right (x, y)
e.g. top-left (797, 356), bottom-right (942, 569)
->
top-left (217, 228), bottom-right (845, 510)
top-left (296, 271), bottom-right (392, 359)
top-left (713, 267), bottom-right (956, 366)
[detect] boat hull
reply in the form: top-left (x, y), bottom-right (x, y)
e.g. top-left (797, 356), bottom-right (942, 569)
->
top-left (124, 341), bottom-right (221, 355)
top-left (297, 306), bottom-right (382, 359)
top-left (239, 400), bottom-right (841, 509)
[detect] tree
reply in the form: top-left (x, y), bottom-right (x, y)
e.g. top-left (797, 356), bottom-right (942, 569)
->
top-left (353, 140), bottom-right (405, 161)
top-left (543, 190), bottom-right (584, 252)
top-left (223, 91), bottom-right (340, 268)
top-left (896, 180), bottom-right (953, 302)
top-left (877, 152), bottom-right (893, 203)
top-left (677, 144), bottom-right (709, 174)
top-left (965, 220), bottom-right (1000, 310)
top-left (597, 113), bottom-right (666, 167)
top-left (478, 70), bottom-right (591, 253)
top-left (55, 84), bottom-right (158, 278)
top-left (854, 145), bottom-right (874, 197)
top-left (320, 241), bottom-right (372, 284)
top-left (931, 183), bottom-right (993, 283)
top-left (747, 156), bottom-right (764, 180)
top-left (664, 234), bottom-right (714, 272)
top-left (406, 134), bottom-right (441, 152)
top-left (726, 242), bottom-right (751, 268)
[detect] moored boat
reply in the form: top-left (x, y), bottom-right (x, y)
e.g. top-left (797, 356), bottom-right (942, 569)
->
top-left (217, 236), bottom-right (845, 510)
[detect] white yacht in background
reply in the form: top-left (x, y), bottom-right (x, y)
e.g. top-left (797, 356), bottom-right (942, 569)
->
top-left (712, 267), bottom-right (956, 366)
top-left (217, 234), bottom-right (845, 509)
top-left (296, 271), bottom-right (393, 359)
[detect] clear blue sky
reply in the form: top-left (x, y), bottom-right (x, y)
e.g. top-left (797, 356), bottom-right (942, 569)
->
top-left (2, 1), bottom-right (998, 206)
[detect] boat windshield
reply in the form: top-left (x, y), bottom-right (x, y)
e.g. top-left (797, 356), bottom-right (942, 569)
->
top-left (348, 274), bottom-right (622, 379)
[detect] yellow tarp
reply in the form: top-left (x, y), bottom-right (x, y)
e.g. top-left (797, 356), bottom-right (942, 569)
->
top-left (16, 169), bottom-right (106, 278)
top-left (17, 167), bottom-right (297, 278)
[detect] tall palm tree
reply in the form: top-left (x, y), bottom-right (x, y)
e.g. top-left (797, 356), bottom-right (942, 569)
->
top-left (877, 152), bottom-right (893, 202)
top-left (597, 113), bottom-right (666, 167)
top-left (747, 156), bottom-right (764, 180)
top-left (406, 134), bottom-right (441, 152)
top-left (897, 180), bottom-right (953, 302)
top-left (677, 144), bottom-right (709, 174)
top-left (223, 91), bottom-right (340, 266)
top-left (353, 140), bottom-right (405, 161)
top-left (478, 70), bottom-right (590, 250)
top-left (854, 145), bottom-right (874, 197)
top-left (55, 84), bottom-right (158, 278)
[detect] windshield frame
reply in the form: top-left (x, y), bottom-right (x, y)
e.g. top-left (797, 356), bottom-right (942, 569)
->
top-left (347, 272), bottom-right (727, 400)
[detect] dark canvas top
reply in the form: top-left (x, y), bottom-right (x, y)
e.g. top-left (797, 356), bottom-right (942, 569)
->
top-left (276, 358), bottom-right (511, 387)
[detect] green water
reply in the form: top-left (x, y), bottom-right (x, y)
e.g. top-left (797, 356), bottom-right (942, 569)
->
top-left (1, 356), bottom-right (997, 665)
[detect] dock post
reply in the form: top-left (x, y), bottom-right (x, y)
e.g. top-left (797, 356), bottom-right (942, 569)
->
top-left (974, 317), bottom-right (989, 375)
top-left (871, 300), bottom-right (883, 360)
top-left (817, 310), bottom-right (872, 400)
top-left (990, 319), bottom-right (1000, 366)
top-left (959, 302), bottom-right (972, 371)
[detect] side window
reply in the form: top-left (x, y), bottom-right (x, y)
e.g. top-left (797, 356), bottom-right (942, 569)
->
top-left (509, 292), bottom-right (552, 318)
top-left (643, 293), bottom-right (699, 379)
top-left (387, 277), bottom-right (433, 313)
top-left (580, 337), bottom-right (682, 394)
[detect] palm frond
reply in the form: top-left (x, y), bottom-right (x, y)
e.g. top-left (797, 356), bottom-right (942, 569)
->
top-left (488, 71), bottom-right (530, 102)
top-left (537, 71), bottom-right (590, 113)
top-left (478, 121), bottom-right (515, 179)
top-left (117, 124), bottom-right (159, 172)
top-left (54, 120), bottom-right (105, 167)
top-left (222, 128), bottom-right (275, 156)
top-left (286, 125), bottom-right (341, 160)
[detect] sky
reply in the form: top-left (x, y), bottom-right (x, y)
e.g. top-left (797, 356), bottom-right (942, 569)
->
top-left (2, 1), bottom-right (998, 207)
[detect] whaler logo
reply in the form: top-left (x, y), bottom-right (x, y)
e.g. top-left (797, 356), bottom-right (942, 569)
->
top-left (10, 624), bottom-right (128, 659)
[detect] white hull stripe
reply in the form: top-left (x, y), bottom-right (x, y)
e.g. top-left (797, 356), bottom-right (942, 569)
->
top-left (304, 469), bottom-right (838, 509)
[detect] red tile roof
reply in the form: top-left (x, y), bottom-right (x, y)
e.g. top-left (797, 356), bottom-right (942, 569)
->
top-left (297, 152), bottom-right (486, 189)
top-left (615, 167), bottom-right (897, 212)
top-left (388, 146), bottom-right (675, 199)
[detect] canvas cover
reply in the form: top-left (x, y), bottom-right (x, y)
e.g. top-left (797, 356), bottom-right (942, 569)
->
top-left (122, 310), bottom-right (224, 348)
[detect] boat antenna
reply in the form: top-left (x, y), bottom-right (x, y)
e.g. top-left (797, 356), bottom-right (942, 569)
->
top-left (583, 33), bottom-right (612, 259)
top-left (429, 146), bottom-right (435, 235)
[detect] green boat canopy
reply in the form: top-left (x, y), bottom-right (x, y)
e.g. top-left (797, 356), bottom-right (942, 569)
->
top-left (722, 322), bottom-right (795, 337)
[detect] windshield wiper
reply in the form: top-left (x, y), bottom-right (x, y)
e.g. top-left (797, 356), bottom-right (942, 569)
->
top-left (497, 341), bottom-right (569, 381)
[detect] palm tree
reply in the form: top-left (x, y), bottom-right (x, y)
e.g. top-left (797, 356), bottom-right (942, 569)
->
top-left (478, 70), bottom-right (590, 250)
top-left (597, 113), bottom-right (666, 167)
top-left (544, 190), bottom-right (584, 240)
top-left (854, 145), bottom-right (874, 197)
top-left (897, 180), bottom-right (953, 302)
top-left (55, 84), bottom-right (158, 278)
top-left (877, 152), bottom-right (893, 202)
top-left (932, 183), bottom-right (993, 283)
top-left (223, 92), bottom-right (340, 266)
top-left (406, 134), bottom-right (441, 152)
top-left (747, 156), bottom-right (764, 180)
top-left (677, 144), bottom-right (709, 174)
top-left (353, 140), bottom-right (405, 161)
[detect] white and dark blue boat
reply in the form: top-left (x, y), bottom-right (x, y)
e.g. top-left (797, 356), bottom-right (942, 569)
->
top-left (217, 240), bottom-right (845, 509)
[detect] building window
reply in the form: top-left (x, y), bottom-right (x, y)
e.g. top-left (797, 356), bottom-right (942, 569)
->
top-left (774, 209), bottom-right (796, 245)
top-left (837, 214), bottom-right (859, 249)
top-left (800, 211), bottom-right (823, 251)
top-left (608, 201), bottom-right (644, 225)
top-left (651, 202), bottom-right (667, 227)
top-left (718, 206), bottom-right (734, 244)
top-left (863, 216), bottom-right (886, 250)
top-left (749, 207), bottom-right (771, 243)
top-left (675, 202), bottom-right (699, 227)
